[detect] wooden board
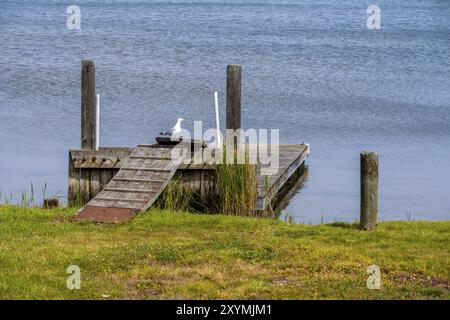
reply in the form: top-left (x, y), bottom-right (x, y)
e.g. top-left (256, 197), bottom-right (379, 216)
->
top-left (74, 145), bottom-right (181, 223)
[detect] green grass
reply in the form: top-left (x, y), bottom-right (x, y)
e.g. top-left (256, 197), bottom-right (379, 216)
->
top-left (0, 205), bottom-right (449, 300)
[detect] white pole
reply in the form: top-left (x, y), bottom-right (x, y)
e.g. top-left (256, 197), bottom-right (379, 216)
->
top-left (214, 91), bottom-right (221, 149)
top-left (95, 94), bottom-right (100, 151)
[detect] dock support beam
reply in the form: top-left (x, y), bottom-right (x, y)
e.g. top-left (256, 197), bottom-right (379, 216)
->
top-left (226, 64), bottom-right (241, 131)
top-left (81, 59), bottom-right (96, 150)
top-left (360, 152), bottom-right (378, 230)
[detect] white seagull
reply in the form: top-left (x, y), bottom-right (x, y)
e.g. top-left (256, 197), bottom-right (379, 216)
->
top-left (160, 117), bottom-right (185, 136)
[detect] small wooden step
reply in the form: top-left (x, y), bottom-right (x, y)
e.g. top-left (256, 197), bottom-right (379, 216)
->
top-left (120, 167), bottom-right (172, 172)
top-left (95, 197), bottom-right (148, 203)
top-left (129, 155), bottom-right (173, 160)
top-left (113, 177), bottom-right (166, 183)
top-left (73, 206), bottom-right (138, 223)
top-left (103, 187), bottom-right (154, 193)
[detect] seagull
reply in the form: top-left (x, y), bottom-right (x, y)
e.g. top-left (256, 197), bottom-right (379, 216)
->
top-left (160, 117), bottom-right (185, 136)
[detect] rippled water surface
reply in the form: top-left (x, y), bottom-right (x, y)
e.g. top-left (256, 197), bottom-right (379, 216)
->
top-left (1, 0), bottom-right (449, 223)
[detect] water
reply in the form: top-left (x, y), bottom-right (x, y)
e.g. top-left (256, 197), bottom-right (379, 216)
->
top-left (1, 0), bottom-right (449, 223)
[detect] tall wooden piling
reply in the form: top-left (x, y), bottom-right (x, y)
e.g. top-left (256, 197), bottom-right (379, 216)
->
top-left (360, 152), bottom-right (378, 230)
top-left (81, 59), bottom-right (96, 150)
top-left (226, 64), bottom-right (241, 130)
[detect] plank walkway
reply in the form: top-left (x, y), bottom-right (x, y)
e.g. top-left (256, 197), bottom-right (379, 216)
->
top-left (75, 145), bottom-right (181, 222)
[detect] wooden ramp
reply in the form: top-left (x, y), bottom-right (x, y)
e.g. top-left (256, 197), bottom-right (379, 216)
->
top-left (75, 145), bottom-right (180, 223)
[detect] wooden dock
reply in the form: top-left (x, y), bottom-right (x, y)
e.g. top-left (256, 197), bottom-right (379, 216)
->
top-left (70, 143), bottom-right (309, 222)
top-left (70, 60), bottom-right (310, 222)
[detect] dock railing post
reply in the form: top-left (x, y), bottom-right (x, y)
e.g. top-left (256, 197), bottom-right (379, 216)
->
top-left (81, 59), bottom-right (96, 150)
top-left (360, 152), bottom-right (378, 230)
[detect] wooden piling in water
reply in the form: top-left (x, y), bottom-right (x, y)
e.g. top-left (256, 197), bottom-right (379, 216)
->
top-left (81, 59), bottom-right (96, 150)
top-left (360, 152), bottom-right (378, 230)
top-left (69, 59), bottom-right (98, 206)
top-left (226, 64), bottom-right (241, 131)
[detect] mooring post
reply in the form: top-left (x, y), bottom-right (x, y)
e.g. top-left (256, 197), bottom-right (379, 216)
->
top-left (43, 198), bottom-right (59, 209)
top-left (226, 64), bottom-right (241, 131)
top-left (360, 152), bottom-right (379, 230)
top-left (81, 59), bottom-right (96, 150)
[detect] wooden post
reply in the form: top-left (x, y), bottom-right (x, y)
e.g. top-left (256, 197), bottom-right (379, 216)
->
top-left (43, 198), bottom-right (59, 209)
top-left (81, 59), bottom-right (96, 150)
top-left (226, 64), bottom-right (241, 130)
top-left (360, 152), bottom-right (378, 230)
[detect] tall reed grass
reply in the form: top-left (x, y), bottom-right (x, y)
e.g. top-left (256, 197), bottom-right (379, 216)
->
top-left (156, 147), bottom-right (260, 216)
top-left (214, 148), bottom-right (258, 216)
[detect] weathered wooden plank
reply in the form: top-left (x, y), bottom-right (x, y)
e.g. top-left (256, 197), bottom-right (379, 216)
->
top-left (70, 149), bottom-right (130, 169)
top-left (104, 187), bottom-right (155, 193)
top-left (87, 198), bottom-right (141, 210)
top-left (113, 177), bottom-right (166, 183)
top-left (95, 197), bottom-right (147, 203)
top-left (120, 167), bottom-right (172, 172)
top-left (100, 169), bottom-right (113, 189)
top-left (90, 169), bottom-right (101, 199)
top-left (80, 169), bottom-right (91, 204)
top-left (129, 155), bottom-right (173, 160)
top-left (74, 206), bottom-right (138, 223)
top-left (179, 163), bottom-right (215, 170)
top-left (68, 154), bottom-right (80, 206)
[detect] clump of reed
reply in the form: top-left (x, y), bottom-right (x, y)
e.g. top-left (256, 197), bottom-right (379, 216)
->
top-left (214, 148), bottom-right (258, 216)
top-left (155, 146), bottom-right (265, 217)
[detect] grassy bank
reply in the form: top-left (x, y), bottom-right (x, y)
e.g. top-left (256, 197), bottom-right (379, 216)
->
top-left (0, 205), bottom-right (448, 299)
